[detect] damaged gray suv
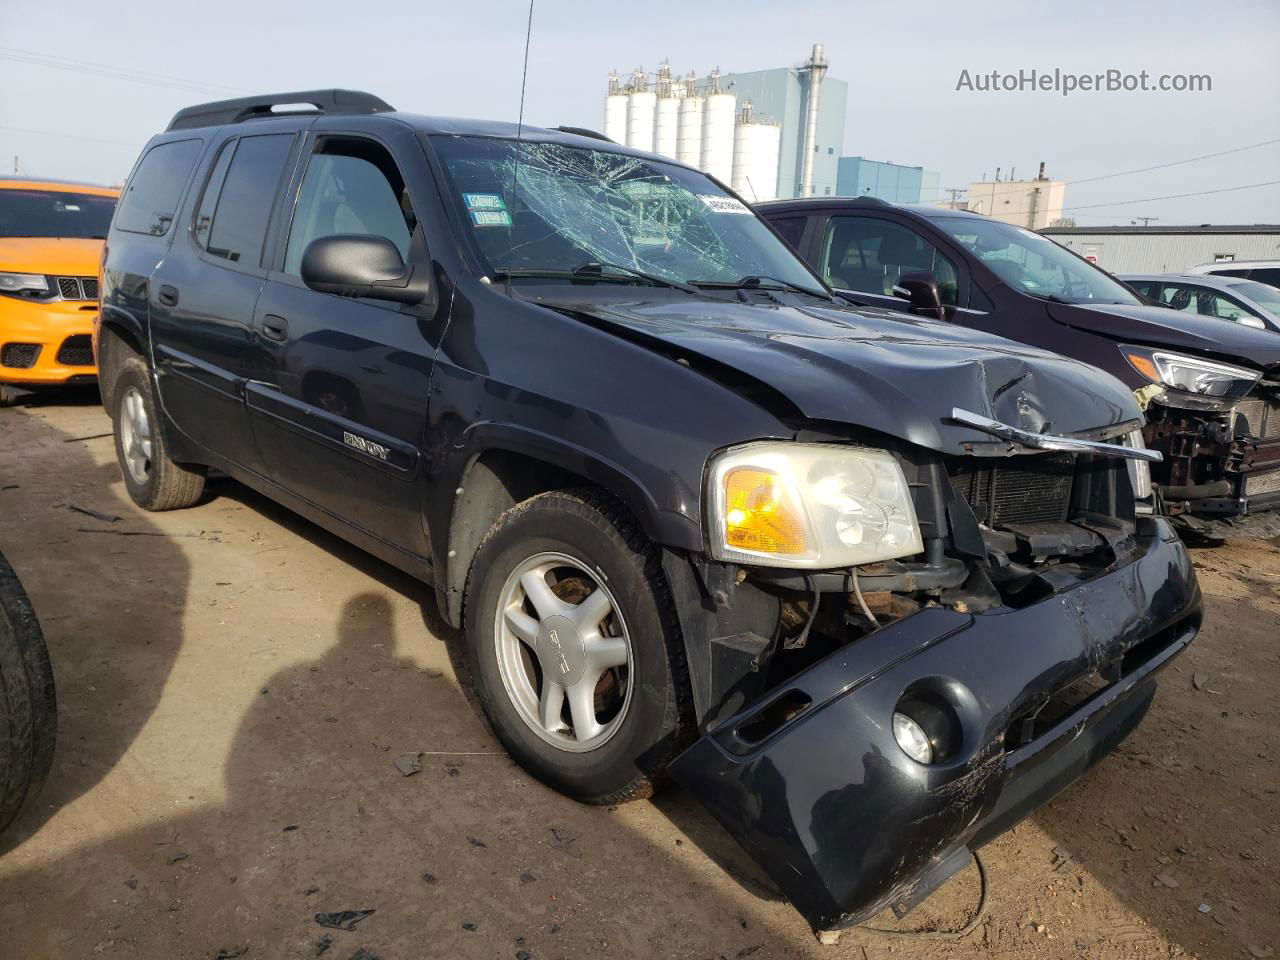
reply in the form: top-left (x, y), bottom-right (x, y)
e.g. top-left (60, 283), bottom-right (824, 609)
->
top-left (96, 90), bottom-right (1202, 936)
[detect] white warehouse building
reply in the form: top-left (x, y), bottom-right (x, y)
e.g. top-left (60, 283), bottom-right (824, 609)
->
top-left (1040, 224), bottom-right (1280, 274)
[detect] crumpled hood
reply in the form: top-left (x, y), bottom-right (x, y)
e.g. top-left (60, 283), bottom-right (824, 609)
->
top-left (1049, 301), bottom-right (1280, 372)
top-left (556, 296), bottom-right (1142, 455)
top-left (0, 237), bottom-right (104, 276)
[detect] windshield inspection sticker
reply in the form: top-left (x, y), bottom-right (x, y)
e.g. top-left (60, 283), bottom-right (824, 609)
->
top-left (471, 210), bottom-right (512, 227)
top-left (463, 192), bottom-right (506, 211)
top-left (698, 195), bottom-right (752, 215)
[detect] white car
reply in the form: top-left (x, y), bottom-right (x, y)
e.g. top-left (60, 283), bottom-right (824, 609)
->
top-left (1121, 272), bottom-right (1280, 333)
top-left (1184, 259), bottom-right (1280, 289)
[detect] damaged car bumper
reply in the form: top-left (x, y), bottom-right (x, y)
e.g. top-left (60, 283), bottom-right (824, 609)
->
top-left (669, 515), bottom-right (1200, 933)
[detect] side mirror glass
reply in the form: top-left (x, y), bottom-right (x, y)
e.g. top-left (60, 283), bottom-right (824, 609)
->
top-left (891, 271), bottom-right (945, 321)
top-left (301, 234), bottom-right (432, 306)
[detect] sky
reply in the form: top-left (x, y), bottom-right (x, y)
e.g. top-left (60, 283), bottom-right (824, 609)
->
top-left (3, 0), bottom-right (1278, 227)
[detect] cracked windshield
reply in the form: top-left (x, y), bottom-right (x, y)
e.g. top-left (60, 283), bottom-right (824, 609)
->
top-left (431, 135), bottom-right (823, 293)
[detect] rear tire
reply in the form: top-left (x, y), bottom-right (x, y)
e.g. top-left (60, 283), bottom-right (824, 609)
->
top-left (111, 359), bottom-right (205, 511)
top-left (0, 549), bottom-right (57, 836)
top-left (463, 489), bottom-right (690, 804)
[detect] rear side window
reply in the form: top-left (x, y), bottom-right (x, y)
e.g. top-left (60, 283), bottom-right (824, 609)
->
top-left (1248, 268), bottom-right (1280, 287)
top-left (200, 134), bottom-right (294, 266)
top-left (768, 216), bottom-right (808, 252)
top-left (115, 139), bottom-right (203, 237)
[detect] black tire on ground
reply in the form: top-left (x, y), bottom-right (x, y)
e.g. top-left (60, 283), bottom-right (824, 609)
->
top-left (110, 358), bottom-right (206, 511)
top-left (0, 385), bottom-right (22, 407)
top-left (0, 549), bottom-right (57, 836)
top-left (463, 489), bottom-right (691, 804)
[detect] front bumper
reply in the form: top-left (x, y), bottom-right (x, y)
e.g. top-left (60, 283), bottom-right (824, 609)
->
top-left (670, 516), bottom-right (1200, 932)
top-left (0, 296), bottom-right (99, 385)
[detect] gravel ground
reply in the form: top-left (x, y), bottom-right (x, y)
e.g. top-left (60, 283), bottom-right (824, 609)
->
top-left (1, 393), bottom-right (1277, 960)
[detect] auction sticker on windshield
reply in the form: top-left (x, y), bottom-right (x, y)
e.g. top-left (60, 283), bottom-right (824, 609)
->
top-left (698, 195), bottom-right (751, 214)
top-left (471, 210), bottom-right (512, 226)
top-left (464, 192), bottom-right (506, 211)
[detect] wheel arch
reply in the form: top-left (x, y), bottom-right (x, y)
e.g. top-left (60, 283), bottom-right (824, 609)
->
top-left (95, 313), bottom-right (146, 412)
top-left (433, 429), bottom-right (703, 628)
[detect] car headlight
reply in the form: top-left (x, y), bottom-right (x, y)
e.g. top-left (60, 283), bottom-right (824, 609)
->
top-left (0, 272), bottom-right (49, 295)
top-left (707, 442), bottom-right (923, 568)
top-left (1123, 345), bottom-right (1259, 401)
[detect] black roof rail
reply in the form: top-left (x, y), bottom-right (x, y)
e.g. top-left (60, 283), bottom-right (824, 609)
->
top-left (553, 125), bottom-right (615, 143)
top-left (166, 89), bottom-right (395, 132)
top-left (849, 196), bottom-right (890, 206)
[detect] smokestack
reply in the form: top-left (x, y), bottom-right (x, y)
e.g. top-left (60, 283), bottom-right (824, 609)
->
top-left (1038, 161), bottom-right (1046, 180)
top-left (799, 43), bottom-right (827, 197)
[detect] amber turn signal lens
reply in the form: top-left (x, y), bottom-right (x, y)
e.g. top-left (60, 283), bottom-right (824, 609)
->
top-left (1126, 352), bottom-right (1160, 383)
top-left (722, 467), bottom-right (807, 555)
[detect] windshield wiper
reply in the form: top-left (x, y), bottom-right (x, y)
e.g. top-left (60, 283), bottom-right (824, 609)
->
top-left (490, 263), bottom-right (698, 295)
top-left (691, 274), bottom-right (833, 301)
top-left (572, 261), bottom-right (699, 294)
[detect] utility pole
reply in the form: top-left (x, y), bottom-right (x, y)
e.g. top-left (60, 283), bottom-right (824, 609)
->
top-left (1131, 216), bottom-right (1159, 227)
top-left (943, 187), bottom-right (966, 208)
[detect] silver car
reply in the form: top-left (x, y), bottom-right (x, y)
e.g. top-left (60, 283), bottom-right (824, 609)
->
top-left (1120, 272), bottom-right (1280, 333)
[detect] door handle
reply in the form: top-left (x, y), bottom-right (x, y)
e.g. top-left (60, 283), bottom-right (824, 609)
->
top-left (261, 314), bottom-right (289, 342)
top-left (157, 284), bottom-right (179, 307)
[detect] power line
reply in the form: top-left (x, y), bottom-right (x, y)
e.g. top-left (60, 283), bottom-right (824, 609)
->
top-left (1067, 137), bottom-right (1280, 186)
top-left (0, 47), bottom-right (246, 96)
top-left (0, 125), bottom-right (140, 149)
top-left (1061, 179), bottom-right (1280, 212)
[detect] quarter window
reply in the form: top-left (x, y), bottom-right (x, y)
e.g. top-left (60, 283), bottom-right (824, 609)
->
top-left (115, 139), bottom-right (203, 237)
top-left (284, 138), bottom-right (416, 277)
top-left (822, 217), bottom-right (960, 306)
top-left (200, 134), bottom-right (294, 266)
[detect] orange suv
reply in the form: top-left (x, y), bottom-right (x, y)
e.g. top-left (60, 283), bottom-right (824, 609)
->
top-left (0, 177), bottom-right (119, 405)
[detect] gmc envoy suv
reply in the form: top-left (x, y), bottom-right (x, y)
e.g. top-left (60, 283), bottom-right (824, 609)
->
top-left (96, 91), bottom-right (1201, 934)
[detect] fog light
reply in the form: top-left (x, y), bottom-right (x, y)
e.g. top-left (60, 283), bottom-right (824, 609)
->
top-left (893, 711), bottom-right (933, 764)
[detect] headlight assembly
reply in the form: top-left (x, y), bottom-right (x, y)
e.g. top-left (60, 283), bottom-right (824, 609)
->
top-left (0, 272), bottom-right (49, 295)
top-left (1123, 345), bottom-right (1259, 402)
top-left (707, 442), bottom-right (924, 568)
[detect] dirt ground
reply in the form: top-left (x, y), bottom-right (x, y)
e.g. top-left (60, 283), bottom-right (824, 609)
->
top-left (0, 393), bottom-right (1277, 960)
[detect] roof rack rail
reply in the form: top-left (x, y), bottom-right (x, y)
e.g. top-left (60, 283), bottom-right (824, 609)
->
top-left (166, 89), bottom-right (395, 132)
top-left (850, 196), bottom-right (890, 206)
top-left (553, 125), bottom-right (615, 143)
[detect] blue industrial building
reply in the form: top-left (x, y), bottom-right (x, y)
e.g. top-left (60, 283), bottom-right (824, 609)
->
top-left (836, 157), bottom-right (942, 205)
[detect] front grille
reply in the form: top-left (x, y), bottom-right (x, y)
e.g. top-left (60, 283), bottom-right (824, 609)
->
top-left (949, 454), bottom-right (1076, 526)
top-left (52, 276), bottom-right (98, 301)
top-left (1245, 471), bottom-right (1280, 497)
top-left (1, 343), bottom-right (41, 369)
top-left (1235, 396), bottom-right (1280, 440)
top-left (56, 335), bottom-right (94, 367)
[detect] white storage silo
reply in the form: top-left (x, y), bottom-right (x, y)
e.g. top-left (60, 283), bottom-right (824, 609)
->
top-left (731, 107), bottom-right (781, 202)
top-left (700, 90), bottom-right (737, 184)
top-left (604, 71), bottom-right (628, 143)
top-left (676, 74), bottom-right (703, 166)
top-left (625, 69), bottom-right (656, 153)
top-left (654, 96), bottom-right (679, 158)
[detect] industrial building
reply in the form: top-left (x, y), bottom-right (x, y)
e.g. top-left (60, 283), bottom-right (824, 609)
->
top-left (962, 164), bottom-right (1066, 230)
top-left (602, 45), bottom-right (847, 202)
top-left (1040, 224), bottom-right (1280, 274)
top-left (836, 157), bottom-right (941, 205)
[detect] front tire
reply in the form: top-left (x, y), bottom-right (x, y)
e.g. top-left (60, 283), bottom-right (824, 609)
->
top-left (464, 490), bottom-right (690, 804)
top-left (111, 359), bottom-right (205, 511)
